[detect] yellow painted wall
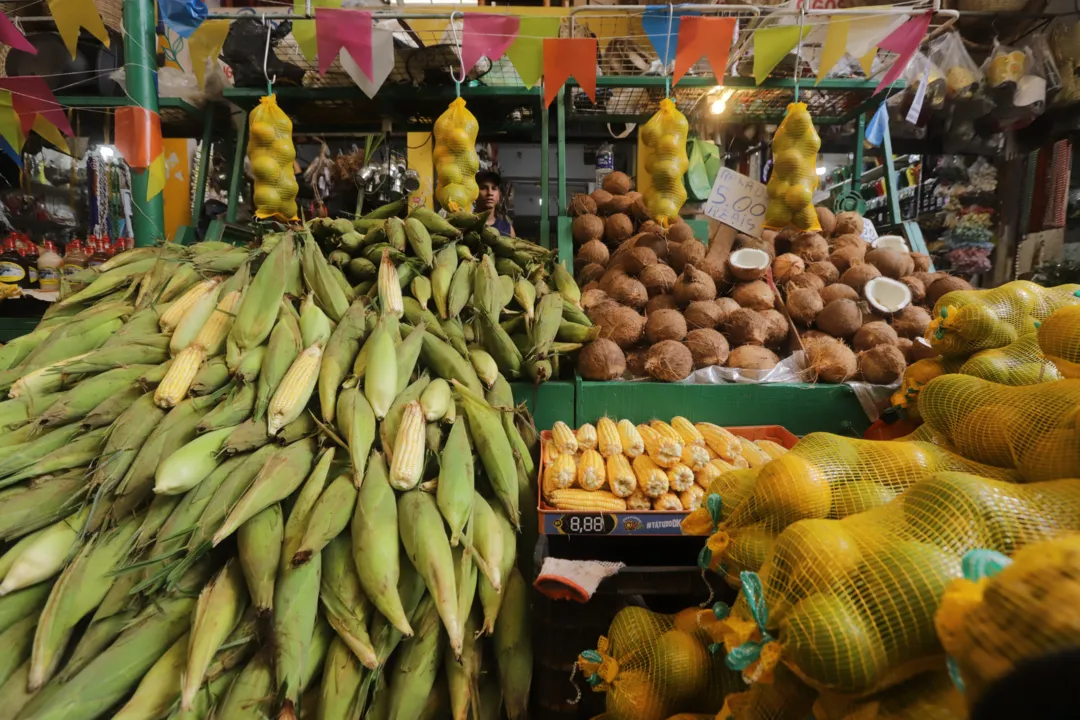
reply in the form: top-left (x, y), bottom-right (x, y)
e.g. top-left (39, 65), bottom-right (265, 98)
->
top-left (407, 131), bottom-right (434, 211)
top-left (161, 138), bottom-right (193, 240)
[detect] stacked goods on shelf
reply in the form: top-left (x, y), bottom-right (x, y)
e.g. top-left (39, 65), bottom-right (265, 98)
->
top-left (541, 418), bottom-right (789, 513)
top-left (0, 233), bottom-right (540, 720)
top-left (576, 605), bottom-right (744, 720)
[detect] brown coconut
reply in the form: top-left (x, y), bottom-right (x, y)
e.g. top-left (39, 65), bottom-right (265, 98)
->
top-left (582, 281), bottom-right (600, 295)
top-left (786, 272), bottom-right (826, 293)
top-left (725, 308), bottom-right (768, 346)
top-left (898, 275), bottom-right (926, 305)
top-left (833, 211), bottom-right (864, 237)
top-left (853, 321), bottom-right (899, 352)
top-left (910, 252), bottom-right (931, 273)
top-left (891, 305), bottom-right (932, 340)
top-left (591, 188), bottom-right (614, 214)
top-left (831, 233), bottom-right (867, 253)
top-left (577, 338), bottom-right (626, 380)
top-left (578, 263), bottom-right (607, 286)
top-left (628, 192), bottom-right (649, 222)
top-left (587, 303), bottom-right (645, 349)
top-left (806, 336), bottom-right (858, 383)
top-left (568, 193), bottom-right (597, 217)
top-left (669, 239), bottom-right (707, 273)
top-left (760, 309), bottom-right (790, 347)
top-left (685, 329), bottom-right (730, 368)
top-left (646, 293), bottom-right (680, 315)
top-left (607, 275), bottom-right (649, 309)
top-left (772, 253), bottom-right (805, 285)
top-left (909, 337), bottom-right (938, 362)
top-left (913, 271), bottom-right (944, 289)
top-left (572, 214), bottom-right (604, 244)
top-left (645, 308), bottom-right (688, 343)
top-left (602, 171), bottom-right (632, 196)
top-left (858, 344), bottom-right (907, 384)
top-left (829, 246), bottom-right (865, 275)
top-left (792, 233), bottom-right (830, 262)
top-left (625, 348), bottom-right (649, 378)
top-left (633, 233), bottom-right (668, 261)
top-left (787, 287), bottom-right (825, 326)
top-left (598, 268), bottom-right (628, 295)
top-left (604, 214), bottom-right (634, 244)
top-left (673, 265), bottom-right (717, 307)
top-left (581, 287), bottom-right (610, 310)
top-left (806, 260), bottom-right (840, 285)
top-left (640, 220), bottom-right (664, 236)
top-left (773, 228), bottom-right (797, 256)
top-left (801, 329), bottom-right (833, 344)
top-left (684, 300), bottom-right (725, 329)
top-left (645, 340), bottom-right (694, 382)
top-left (640, 263), bottom-right (677, 297)
top-left (607, 195), bottom-right (635, 216)
top-left (624, 246), bottom-right (658, 276)
top-left (728, 345), bottom-right (780, 371)
top-left (926, 276), bottom-right (973, 306)
top-left (577, 239), bottom-right (610, 268)
top-left (865, 248), bottom-right (914, 279)
top-left (820, 283), bottom-right (859, 304)
top-left (666, 223), bottom-right (695, 244)
top-left (816, 206), bottom-right (837, 236)
top-left (896, 337), bottom-right (914, 363)
top-left (736, 234), bottom-right (777, 260)
top-left (816, 298), bottom-right (863, 338)
top-left (730, 280), bottom-right (775, 311)
top-left (841, 263), bottom-right (882, 295)
top-left (701, 250), bottom-right (733, 288)
top-left (714, 297), bottom-right (740, 325)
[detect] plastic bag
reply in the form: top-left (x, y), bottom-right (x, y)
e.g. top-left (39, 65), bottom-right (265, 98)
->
top-left (433, 98), bottom-right (480, 212)
top-left (898, 52), bottom-right (947, 125)
top-left (813, 671), bottom-right (965, 720)
top-left (715, 472), bottom-right (1080, 697)
top-left (577, 606), bottom-right (743, 720)
top-left (247, 95), bottom-right (299, 221)
top-left (929, 32), bottom-right (981, 101)
top-left (917, 374), bottom-right (1080, 480)
top-left (641, 99), bottom-right (690, 226)
top-left (984, 42), bottom-right (1027, 90)
top-left (925, 280), bottom-right (1080, 356)
top-left (1037, 304), bottom-right (1080, 378)
top-left (765, 103), bottom-right (821, 232)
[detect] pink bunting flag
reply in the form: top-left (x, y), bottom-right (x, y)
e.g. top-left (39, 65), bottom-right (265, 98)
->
top-left (874, 11), bottom-right (932, 94)
top-left (0, 14), bottom-right (35, 55)
top-left (0, 77), bottom-right (72, 137)
top-left (461, 14), bottom-right (520, 75)
top-left (316, 8), bottom-right (373, 79)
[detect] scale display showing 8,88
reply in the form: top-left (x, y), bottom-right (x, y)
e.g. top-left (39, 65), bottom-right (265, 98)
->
top-left (545, 512), bottom-right (688, 536)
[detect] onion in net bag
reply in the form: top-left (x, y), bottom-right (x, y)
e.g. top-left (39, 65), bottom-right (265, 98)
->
top-left (577, 606), bottom-right (744, 720)
top-left (1037, 303), bottom-right (1080, 378)
top-left (925, 280), bottom-right (1080, 357)
top-left (937, 534), bottom-right (1080, 706)
top-left (918, 374), bottom-right (1080, 479)
top-left (764, 103), bottom-right (821, 233)
top-left (712, 473), bottom-right (1080, 697)
top-left (248, 95), bottom-right (299, 221)
top-left (434, 98), bottom-right (480, 212)
top-left (640, 99), bottom-right (690, 227)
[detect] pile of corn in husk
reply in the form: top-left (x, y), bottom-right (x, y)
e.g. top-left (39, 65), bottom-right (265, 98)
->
top-left (0, 228), bottom-right (544, 720)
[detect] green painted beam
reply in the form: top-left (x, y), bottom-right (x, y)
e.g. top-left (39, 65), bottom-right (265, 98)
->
top-left (190, 109), bottom-right (215, 239)
top-left (225, 113), bottom-right (248, 224)
top-left (539, 86), bottom-right (550, 249)
top-left (123, 0), bottom-right (165, 247)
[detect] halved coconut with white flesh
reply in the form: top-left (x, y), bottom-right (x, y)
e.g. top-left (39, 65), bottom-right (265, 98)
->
top-left (727, 248), bottom-right (772, 281)
top-left (872, 235), bottom-right (909, 253)
top-left (865, 276), bottom-right (912, 314)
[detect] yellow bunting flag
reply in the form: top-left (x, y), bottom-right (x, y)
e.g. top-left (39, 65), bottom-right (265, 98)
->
top-left (506, 16), bottom-right (561, 89)
top-left (859, 48), bottom-right (877, 76)
top-left (46, 0), bottom-right (109, 58)
top-left (31, 116), bottom-right (68, 154)
top-left (817, 19), bottom-right (850, 84)
top-left (753, 25), bottom-right (811, 85)
top-left (0, 90), bottom-right (23, 152)
top-left (188, 20), bottom-right (231, 89)
top-left (294, 0), bottom-right (343, 62)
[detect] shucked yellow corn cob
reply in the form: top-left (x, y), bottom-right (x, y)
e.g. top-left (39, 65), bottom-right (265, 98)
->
top-left (755, 439), bottom-right (788, 460)
top-left (671, 416), bottom-right (705, 447)
top-left (680, 485), bottom-right (706, 511)
top-left (154, 344), bottom-right (205, 408)
top-left (697, 422), bottom-right (741, 462)
top-left (389, 401), bottom-right (426, 491)
top-left (267, 344), bottom-right (323, 435)
top-left (576, 449), bottom-right (606, 491)
top-left (549, 488), bottom-right (626, 512)
top-left (193, 289), bottom-right (243, 357)
top-left (639, 423), bottom-right (680, 468)
top-left (551, 421), bottom-right (578, 454)
top-left (738, 436), bottom-right (771, 468)
top-left (606, 454), bottom-right (636, 498)
top-left (542, 439), bottom-right (560, 467)
top-left (576, 423), bottom-right (597, 452)
top-left (681, 443), bottom-right (710, 472)
top-left (653, 492), bottom-right (683, 511)
top-left (695, 461), bottom-right (723, 488)
top-left (159, 278), bottom-right (219, 333)
top-left (543, 453), bottom-right (576, 498)
top-left (617, 419), bottom-right (644, 458)
top-left (626, 490), bottom-right (651, 510)
top-left (596, 417), bottom-right (622, 458)
top-left (649, 420), bottom-right (684, 457)
top-left (632, 455), bottom-right (669, 498)
top-left (667, 462), bottom-right (695, 492)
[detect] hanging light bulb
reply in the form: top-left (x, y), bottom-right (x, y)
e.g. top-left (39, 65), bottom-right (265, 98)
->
top-left (710, 97), bottom-right (727, 115)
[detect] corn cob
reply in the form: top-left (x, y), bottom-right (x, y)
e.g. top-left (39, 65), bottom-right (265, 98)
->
top-left (543, 453), bottom-right (576, 498)
top-left (274, 526), bottom-right (322, 720)
top-left (388, 401), bottom-right (426, 491)
top-left (363, 317), bottom-right (398, 420)
top-left (446, 611), bottom-right (483, 720)
top-left (386, 594), bottom-right (445, 719)
top-left (153, 426), bottom-right (233, 496)
top-left (318, 300), bottom-right (368, 424)
top-left (632, 455), bottom-right (670, 498)
top-left (293, 473), bottom-right (357, 566)
top-left (577, 448), bottom-right (607, 491)
top-left (680, 484), bottom-right (706, 511)
top-left (0, 508), bottom-right (88, 596)
top-left (649, 420), bottom-right (685, 456)
top-left (169, 284), bottom-right (222, 356)
top-left (550, 421), bottom-right (578, 454)
top-left (237, 503), bottom-right (282, 616)
top-left (594, 417), bottom-right (623, 459)
top-left (377, 248), bottom-right (404, 318)
top-left (671, 416), bottom-right (705, 446)
top-left (472, 492), bottom-right (504, 594)
top-left (232, 235), bottom-right (291, 350)
top-left (697, 422), bottom-right (741, 461)
top-left (695, 460), bottom-right (724, 488)
top-left (617, 419), bottom-right (644, 457)
top-left (192, 289), bottom-right (242, 358)
top-left (626, 490), bottom-right (652, 510)
top-left (181, 560), bottom-right (247, 710)
top-left (653, 492), bottom-right (684, 511)
top-left (437, 419), bottom-right (474, 547)
top-left (667, 462), bottom-right (695, 492)
top-left (680, 441), bottom-right (711, 472)
top-left (605, 454), bottom-right (637, 498)
top-left (267, 343), bottom-right (323, 435)
top-left (155, 344), bottom-right (205, 408)
top-left (421, 377), bottom-right (453, 422)
top-left (548, 488), bottom-right (627, 511)
top-left (159, 278), bottom-right (219, 333)
top-left (454, 380), bottom-right (520, 528)
top-left (573, 424), bottom-right (596, 453)
top-left (301, 233), bottom-right (350, 322)
top-left (755, 438), bottom-right (788, 459)
top-left (319, 534), bottom-right (377, 670)
top-left (738, 436), bottom-right (772, 468)
top-left (637, 424), bottom-right (677, 468)
top-left (319, 636), bottom-right (365, 720)
top-left (217, 654), bottom-right (274, 719)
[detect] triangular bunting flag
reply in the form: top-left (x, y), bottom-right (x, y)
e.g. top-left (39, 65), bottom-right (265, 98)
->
top-left (875, 11), bottom-right (932, 93)
top-left (641, 6), bottom-right (699, 67)
top-left (0, 13), bottom-right (36, 54)
top-left (859, 48), bottom-right (877, 76)
top-left (340, 26), bottom-right (395, 100)
top-left (113, 107), bottom-right (163, 170)
top-left (846, 12), bottom-right (908, 59)
top-left (0, 90), bottom-right (24, 153)
top-left (461, 14), bottom-right (520, 76)
top-left (865, 101), bottom-right (889, 146)
top-left (31, 116), bottom-right (68, 154)
top-left (46, 0), bottom-right (109, 59)
top-left (158, 0), bottom-right (208, 39)
top-left (753, 25), bottom-right (811, 85)
top-left (817, 19), bottom-right (850, 84)
top-left (0, 136), bottom-right (21, 167)
top-left (187, 20), bottom-right (231, 90)
top-left (316, 8), bottom-right (374, 78)
top-left (542, 37), bottom-right (597, 109)
top-left (294, 0), bottom-right (343, 62)
top-left (673, 16), bottom-right (735, 86)
top-left (0, 77), bottom-right (73, 137)
top-left (505, 16), bottom-right (561, 89)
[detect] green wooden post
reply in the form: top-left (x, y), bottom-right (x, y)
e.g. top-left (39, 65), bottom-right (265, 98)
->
top-left (880, 117), bottom-right (903, 227)
top-left (850, 113), bottom-right (865, 196)
top-left (556, 86), bottom-right (567, 214)
top-left (123, 0), bottom-right (166, 246)
top-left (225, 113), bottom-right (248, 224)
top-left (190, 109), bottom-right (215, 236)
top-left (539, 86), bottom-right (550, 248)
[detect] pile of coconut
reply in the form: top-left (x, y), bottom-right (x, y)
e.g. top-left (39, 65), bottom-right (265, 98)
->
top-left (573, 197), bottom-right (970, 385)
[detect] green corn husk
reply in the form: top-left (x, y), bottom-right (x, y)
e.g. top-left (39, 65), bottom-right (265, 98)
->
top-left (273, 544), bottom-right (322, 718)
top-left (472, 255), bottom-right (500, 319)
top-left (80, 384), bottom-right (144, 429)
top-left (0, 583), bottom-right (51, 636)
top-left (486, 375), bottom-right (535, 477)
top-left (255, 302), bottom-right (303, 421)
top-left (385, 594), bottom-right (445, 719)
top-left (471, 492), bottom-right (504, 593)
top-left (0, 426), bottom-right (107, 486)
top-left (379, 375), bottom-right (430, 462)
top-left (318, 636), bottom-right (365, 720)
top-left (91, 392), bottom-right (166, 491)
top-left (112, 631), bottom-right (188, 720)
top-left (440, 317), bottom-right (470, 357)
top-left (319, 300), bottom-right (369, 424)
top-left (479, 503), bottom-right (518, 634)
top-left (395, 323), bottom-right (426, 394)
top-left (293, 473), bottom-right (357, 567)
top-left (191, 444), bottom-right (278, 549)
top-left (181, 560), bottom-right (248, 711)
top-left (0, 662), bottom-right (38, 718)
top-left (446, 611), bottom-right (484, 720)
top-left (302, 617), bottom-right (334, 694)
top-left (551, 261), bottom-right (581, 306)
top-left (0, 508), bottom-right (88, 596)
top-left (0, 423), bottom-right (84, 485)
top-left (169, 666), bottom-right (238, 720)
top-left (334, 387), bottom-right (374, 489)
top-left (234, 344), bottom-right (266, 384)
top-left (437, 420), bottom-right (474, 547)
top-left (196, 383), bottom-right (256, 434)
top-left (0, 471), bottom-right (87, 541)
top-left (410, 275), bottom-right (432, 309)
top-left (531, 291), bottom-right (564, 359)
top-left (221, 419), bottom-right (271, 456)
top-left (59, 342), bottom-right (168, 375)
top-left (419, 332), bottom-right (483, 396)
top-left (431, 265), bottom-right (452, 319)
top-left (385, 217), bottom-right (407, 253)
top-left (190, 357), bottom-right (230, 396)
top-left (562, 297), bottom-right (592, 326)
top-left (447, 261), bottom-right (474, 319)
top-left (402, 297), bottom-right (447, 343)
top-left (494, 567), bottom-right (532, 720)
top-left (454, 381), bottom-right (521, 529)
top-left (232, 234), bottom-right (292, 351)
top-left (302, 234), bottom-right (350, 323)
top-left (299, 293), bottom-right (333, 349)
top-left (236, 503), bottom-right (283, 616)
top-left (410, 207), bottom-right (462, 238)
top-left (0, 615), bottom-right (35, 688)
top-left (363, 317), bottom-right (398, 420)
top-left (153, 426), bottom-right (233, 496)
top-left (169, 284), bottom-right (222, 356)
top-left (469, 346), bottom-right (500, 388)
top-left (118, 398), bottom-right (211, 499)
top-left (420, 378), bottom-right (452, 423)
top-left (556, 319), bottom-right (601, 343)
top-left (215, 654), bottom-right (274, 719)
top-left (319, 534), bottom-right (377, 669)
top-left (0, 328), bottom-right (53, 371)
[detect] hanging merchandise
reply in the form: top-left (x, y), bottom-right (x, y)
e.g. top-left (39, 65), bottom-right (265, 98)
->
top-left (929, 32), bottom-right (981, 101)
top-left (248, 95), bottom-right (299, 222)
top-left (640, 98), bottom-right (689, 226)
top-left (764, 103), bottom-right (821, 232)
top-left (433, 97), bottom-right (480, 212)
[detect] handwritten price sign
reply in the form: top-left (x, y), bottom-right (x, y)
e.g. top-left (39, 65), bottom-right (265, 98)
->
top-left (703, 168), bottom-right (769, 237)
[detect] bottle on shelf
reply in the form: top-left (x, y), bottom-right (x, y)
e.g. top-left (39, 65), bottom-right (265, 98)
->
top-left (0, 235), bottom-right (29, 288)
top-left (89, 236), bottom-right (109, 267)
top-left (62, 239), bottom-right (88, 278)
top-left (38, 241), bottom-right (61, 293)
top-left (595, 141), bottom-right (614, 188)
top-left (23, 237), bottom-right (39, 289)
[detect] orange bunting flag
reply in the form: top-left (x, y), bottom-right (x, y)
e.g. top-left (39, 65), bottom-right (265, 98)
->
top-left (542, 37), bottom-right (597, 109)
top-left (114, 107), bottom-right (166, 200)
top-left (673, 17), bottom-right (735, 86)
